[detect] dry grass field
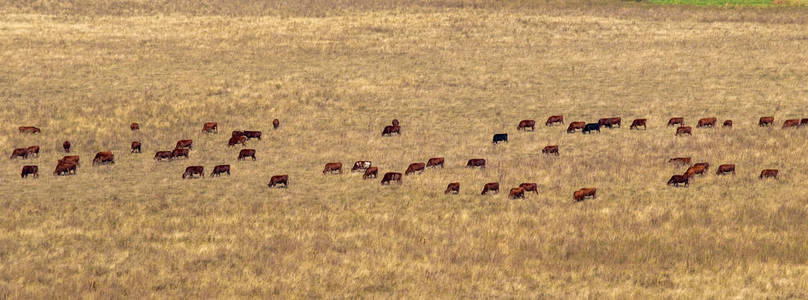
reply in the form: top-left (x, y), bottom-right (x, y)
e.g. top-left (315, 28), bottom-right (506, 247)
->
top-left (2, 0), bottom-right (808, 297)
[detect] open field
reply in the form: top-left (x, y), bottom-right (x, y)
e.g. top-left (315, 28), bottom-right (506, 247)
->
top-left (648, 0), bottom-right (807, 7)
top-left (2, 0), bottom-right (808, 297)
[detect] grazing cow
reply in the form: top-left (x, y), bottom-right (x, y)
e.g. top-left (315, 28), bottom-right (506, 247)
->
top-left (63, 141), bottom-right (71, 153)
top-left (759, 116), bottom-right (774, 127)
top-left (519, 183), bottom-right (539, 194)
top-left (211, 165), bottom-right (230, 177)
top-left (667, 118), bottom-right (684, 127)
top-left (232, 131), bottom-right (245, 138)
top-left (801, 118), bottom-right (808, 126)
top-left (380, 172), bottom-right (402, 185)
top-left (175, 139), bottom-right (193, 150)
top-left (759, 169), bottom-right (778, 179)
top-left (53, 162), bottom-right (77, 176)
top-left (182, 166), bottom-right (204, 179)
top-left (92, 152), bottom-right (114, 166)
top-left (723, 120), bottom-right (733, 128)
top-left (545, 115), bottom-right (564, 126)
top-left (405, 162), bottom-right (426, 175)
top-left (268, 175), bottom-right (289, 188)
top-left (202, 122), bottom-right (218, 133)
top-left (716, 164), bottom-right (735, 175)
top-left (323, 162), bottom-right (342, 174)
top-left (21, 165), bottom-right (38, 178)
top-left (171, 148), bottom-right (189, 159)
top-left (382, 125), bottom-right (401, 136)
top-left (59, 156), bottom-right (80, 167)
top-left (244, 131), bottom-right (262, 140)
top-left (684, 165), bottom-right (707, 177)
top-left (228, 136), bottom-right (247, 147)
top-left (426, 157), bottom-right (445, 168)
top-left (466, 159), bottom-right (486, 168)
top-left (782, 119), bottom-right (799, 129)
top-left (492, 133), bottom-right (508, 144)
top-left (598, 117), bottom-right (621, 129)
top-left (667, 175), bottom-right (689, 187)
top-left (481, 182), bottom-right (499, 195)
top-left (573, 188), bottom-right (596, 202)
top-left (130, 123), bottom-right (140, 130)
top-left (582, 123), bottom-right (600, 134)
top-left (273, 119), bottom-right (280, 129)
top-left (10, 148), bottom-right (28, 159)
top-left (542, 145), bottom-right (559, 156)
top-left (509, 187), bottom-right (525, 199)
top-left (629, 119), bottom-right (647, 130)
top-left (676, 126), bottom-right (692, 136)
top-left (19, 126), bottom-right (41, 134)
top-left (693, 162), bottom-right (710, 171)
top-left (154, 151), bottom-right (172, 161)
top-left (131, 141), bottom-right (141, 153)
top-left (392, 119), bottom-right (399, 126)
top-left (567, 122), bottom-right (586, 133)
top-left (517, 120), bottom-right (536, 131)
top-left (352, 161), bottom-right (372, 172)
top-left (697, 117), bottom-right (717, 128)
top-left (25, 146), bottom-right (39, 158)
top-left (445, 182), bottom-right (460, 194)
top-left (363, 167), bottom-right (378, 179)
top-left (238, 149), bottom-right (256, 161)
top-left (668, 157), bottom-right (691, 166)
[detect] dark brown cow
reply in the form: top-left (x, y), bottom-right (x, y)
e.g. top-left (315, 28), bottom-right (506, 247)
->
top-left (10, 148), bottom-right (27, 159)
top-left (759, 116), bottom-right (774, 127)
top-left (405, 163), bottom-right (425, 175)
top-left (228, 136), bottom-right (247, 147)
top-left (323, 162), bottom-right (342, 175)
top-left (542, 145), bottom-right (559, 156)
top-left (630, 119), bottom-right (647, 130)
top-left (517, 120), bottom-right (536, 131)
top-left (801, 118), bottom-right (808, 126)
top-left (382, 125), bottom-right (401, 136)
top-left (238, 149), bottom-right (256, 161)
top-left (244, 131), bottom-right (262, 140)
top-left (481, 182), bottom-right (499, 195)
top-left (175, 139), bottom-right (193, 150)
top-left (25, 146), bottom-right (39, 158)
top-left (352, 161), bottom-right (372, 172)
top-left (697, 117), bottom-right (717, 128)
top-left (782, 119), bottom-right (799, 129)
top-left (445, 182), bottom-right (460, 194)
top-left (573, 188), bottom-right (596, 202)
top-left (182, 166), bottom-right (204, 179)
top-left (426, 157), bottom-right (444, 168)
top-left (63, 141), bottom-right (71, 153)
top-left (519, 183), bottom-right (539, 194)
top-left (466, 159), bottom-right (486, 168)
top-left (676, 126), bottom-right (692, 136)
top-left (19, 126), bottom-right (41, 134)
top-left (509, 187), bottom-right (525, 199)
top-left (684, 165), bottom-right (707, 177)
top-left (668, 157), bottom-right (691, 166)
top-left (566, 122), bottom-right (586, 133)
top-left (759, 169), bottom-right (778, 179)
top-left (392, 119), bottom-right (399, 126)
top-left (171, 148), bottom-right (189, 159)
top-left (667, 117), bottom-right (684, 127)
top-left (273, 119), bottom-right (280, 129)
top-left (363, 167), bottom-right (378, 179)
top-left (130, 123), bottom-right (140, 130)
top-left (211, 165), bottom-right (230, 176)
top-left (598, 117), bottom-right (621, 128)
top-left (667, 175), bottom-right (689, 187)
top-left (268, 175), bottom-right (289, 188)
top-left (92, 152), bottom-right (115, 166)
top-left (60, 155), bottom-right (80, 167)
top-left (21, 165), bottom-right (38, 178)
top-left (716, 164), bottom-right (735, 176)
top-left (545, 115), bottom-right (564, 126)
top-left (723, 120), bottom-right (733, 128)
top-left (381, 172), bottom-right (402, 185)
top-left (131, 141), bottom-right (142, 153)
top-left (54, 161), bottom-right (77, 176)
top-left (202, 122), bottom-right (218, 133)
top-left (154, 151), bottom-right (172, 161)
top-left (232, 131), bottom-right (245, 138)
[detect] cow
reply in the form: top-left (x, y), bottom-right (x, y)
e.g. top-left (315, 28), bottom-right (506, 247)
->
top-left (492, 133), bottom-right (508, 144)
top-left (405, 163), bottom-right (426, 175)
top-left (92, 152), bottom-right (114, 166)
top-left (21, 165), bottom-right (38, 178)
top-left (10, 148), bottom-right (28, 159)
top-left (171, 148), bottom-right (189, 159)
top-left (630, 119), bottom-right (647, 130)
top-left (466, 159), bottom-right (486, 168)
top-left (517, 120), bottom-right (536, 131)
top-left (759, 169), bottom-right (778, 179)
top-left (445, 182), bottom-right (460, 194)
top-left (426, 157), bottom-right (445, 168)
top-left (131, 141), bottom-right (142, 153)
top-left (782, 119), bottom-right (799, 129)
top-left (182, 166), bottom-right (204, 179)
top-left (723, 120), bottom-right (733, 128)
top-left (567, 122), bottom-right (586, 133)
top-left (352, 161), bottom-right (372, 172)
top-left (24, 146), bottom-right (39, 158)
top-left (211, 165), bottom-right (230, 177)
top-left (801, 118), bottom-right (808, 127)
top-left (268, 175), bottom-right (289, 188)
top-left (481, 182), bottom-right (499, 195)
top-left (509, 187), bottom-right (525, 199)
top-left (59, 156), bottom-right (80, 167)
top-left (63, 141), bottom-right (71, 153)
top-left (668, 157), bottom-right (691, 166)
top-left (175, 139), bottom-right (193, 150)
top-left (676, 126), bottom-right (692, 136)
top-left (667, 118), bottom-right (684, 127)
top-left (244, 131), bottom-right (262, 140)
top-left (392, 119), bottom-right (400, 126)
top-left (693, 162), bottom-right (710, 171)
top-left (519, 183), bottom-right (539, 194)
top-left (228, 136), bottom-right (246, 147)
top-left (545, 115), bottom-right (564, 126)
top-left (273, 119), bottom-right (280, 129)
top-left (684, 165), bottom-right (707, 177)
top-left (667, 175), bottom-right (689, 187)
top-left (582, 123), bottom-right (600, 134)
top-left (130, 123), bottom-right (140, 130)
top-left (573, 188), bottom-right (596, 202)
top-left (53, 162), bottom-right (77, 176)
top-left (542, 145), bottom-right (559, 156)
top-left (381, 172), bottom-right (402, 185)
top-left (19, 126), bottom-right (41, 134)
top-left (697, 117), bottom-right (717, 128)
top-left (716, 164), bottom-right (735, 176)
top-left (238, 149), bottom-right (256, 161)
top-left (363, 167), bottom-right (378, 179)
top-left (202, 122), bottom-right (218, 133)
top-left (382, 125), bottom-right (401, 136)
top-left (598, 117), bottom-right (621, 129)
top-left (232, 131), bottom-right (245, 138)
top-left (323, 162), bottom-right (342, 174)
top-left (759, 117), bottom-right (774, 127)
top-left (154, 151), bottom-right (172, 161)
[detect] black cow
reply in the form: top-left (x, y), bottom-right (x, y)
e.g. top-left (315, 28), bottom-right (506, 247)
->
top-left (582, 123), bottom-right (600, 134)
top-left (492, 133), bottom-right (508, 144)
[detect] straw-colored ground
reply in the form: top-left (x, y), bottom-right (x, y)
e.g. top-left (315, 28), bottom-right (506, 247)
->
top-left (1, 1), bottom-right (808, 297)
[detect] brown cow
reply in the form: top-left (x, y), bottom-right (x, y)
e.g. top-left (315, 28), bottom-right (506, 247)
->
top-left (130, 123), bottom-right (140, 130)
top-left (566, 122), bottom-right (586, 133)
top-left (175, 139), bottom-right (193, 150)
top-left (323, 162), bottom-right (342, 175)
top-left (759, 116), bottom-right (774, 127)
top-left (131, 141), bottom-right (142, 153)
top-left (676, 126), bottom-right (692, 136)
top-left (405, 163), bottom-right (426, 175)
top-left (351, 161), bottom-right (372, 172)
top-left (445, 182), bottom-right (460, 194)
top-left (697, 117), bottom-right (716, 128)
top-left (684, 165), bottom-right (707, 177)
top-left (667, 117), bottom-right (684, 127)
top-left (517, 120), bottom-right (536, 131)
top-left (667, 175), bottom-right (689, 187)
top-left (92, 152), bottom-right (115, 166)
top-left (182, 166), bottom-right (204, 179)
top-left (268, 175), bottom-right (289, 188)
top-left (519, 183), bottom-right (539, 194)
top-left (573, 188), bottom-right (596, 202)
top-left (171, 148), bottom-right (189, 159)
top-left (154, 151), bottom-right (172, 161)
top-left (10, 148), bottom-right (28, 159)
top-left (244, 131), bottom-right (262, 140)
top-left (466, 159), bottom-right (486, 168)
top-left (382, 125), bottom-right (401, 136)
top-left (238, 149), bottom-right (256, 161)
top-left (21, 165), bottom-right (38, 178)
top-left (63, 141), bottom-right (71, 153)
top-left (19, 126), bottom-right (41, 134)
top-left (481, 182), bottom-right (499, 195)
top-left (801, 118), bottom-right (808, 127)
top-left (693, 162), bottom-right (710, 171)
top-left (716, 164), bottom-right (735, 176)
top-left (630, 119), bottom-right (647, 130)
top-left (363, 167), bottom-right (378, 179)
top-left (211, 165), bottom-right (230, 177)
top-left (426, 157), bottom-right (445, 168)
top-left (25, 146), bottom-right (39, 158)
top-left (392, 119), bottom-right (399, 126)
top-left (202, 122), bottom-right (218, 133)
top-left (232, 131), bottom-right (245, 138)
top-left (782, 119), bottom-right (799, 129)
top-left (668, 157), bottom-right (691, 166)
top-left (542, 145), bottom-right (559, 156)
top-left (509, 187), bottom-right (525, 199)
top-left (759, 169), bottom-right (778, 179)
top-left (545, 115), bottom-right (564, 126)
top-left (54, 161), bottom-right (77, 176)
top-left (59, 155), bottom-right (80, 167)
top-left (273, 119), bottom-right (280, 129)
top-left (381, 172), bottom-right (402, 185)
top-left (723, 120), bottom-right (733, 128)
top-left (598, 117), bottom-right (621, 128)
top-left (228, 136), bottom-right (247, 147)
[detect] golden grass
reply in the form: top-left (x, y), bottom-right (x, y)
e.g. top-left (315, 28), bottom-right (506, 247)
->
top-left (2, 1), bottom-right (808, 297)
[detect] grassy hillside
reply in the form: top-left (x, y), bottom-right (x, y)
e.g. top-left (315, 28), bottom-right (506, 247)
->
top-left (1, 1), bottom-right (808, 298)
top-left (649, 0), bottom-right (808, 6)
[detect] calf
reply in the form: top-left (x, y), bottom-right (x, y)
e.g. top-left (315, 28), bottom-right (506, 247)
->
top-left (630, 119), bottom-right (647, 130)
top-left (175, 139), bottom-right (193, 150)
top-left (352, 161), bottom-right (372, 172)
top-left (211, 165), bottom-right (230, 176)
top-left (567, 122), bottom-right (586, 133)
top-left (573, 188), bottom-right (596, 202)
top-left (10, 148), bottom-right (28, 159)
top-left (759, 116), bottom-right (774, 127)
top-left (171, 148), bottom-right (189, 159)
top-left (382, 125), bottom-right (401, 136)
top-left (676, 126), bottom-right (692, 136)
top-left (21, 165), bottom-right (38, 178)
top-left (426, 157), bottom-right (445, 168)
top-left (244, 131), bottom-right (262, 140)
top-left (509, 187), bottom-right (525, 199)
top-left (63, 141), bottom-right (71, 153)
top-left (323, 162), bottom-right (342, 174)
top-left (667, 117), bottom-right (684, 127)
top-left (466, 159), bottom-right (486, 168)
top-left (130, 123), bottom-right (140, 130)
top-left (228, 136), bottom-right (247, 147)
top-left (273, 119), bottom-right (280, 129)
top-left (668, 157), bottom-right (691, 166)
top-left (517, 120), bottom-right (535, 131)
top-left (92, 151), bottom-right (114, 166)
top-left (182, 166), bottom-right (204, 179)
top-left (582, 123), bottom-right (600, 134)
top-left (697, 117), bottom-right (716, 128)
top-left (542, 145), bottom-right (559, 156)
top-left (25, 146), bottom-right (39, 158)
top-left (667, 175), bottom-right (689, 187)
top-left (268, 175), bottom-right (289, 188)
top-left (492, 133), bottom-right (508, 144)
top-left (715, 164), bottom-right (735, 176)
top-left (131, 141), bottom-right (142, 153)
top-left (782, 119), bottom-right (799, 129)
top-left (519, 183), bottom-right (538, 194)
top-left (445, 182), bottom-right (460, 194)
top-left (154, 151), bottom-right (172, 161)
top-left (723, 120), bottom-right (733, 128)
top-left (202, 122), bottom-right (218, 133)
top-left (381, 172), bottom-right (402, 185)
top-left (759, 169), bottom-right (778, 179)
top-left (19, 126), bottom-right (41, 134)
top-left (363, 167), bottom-right (378, 179)
top-left (54, 162), bottom-right (77, 176)
top-left (481, 182), bottom-right (499, 195)
top-left (405, 162), bottom-right (425, 175)
top-left (238, 149), bottom-right (256, 161)
top-left (545, 115), bottom-right (564, 126)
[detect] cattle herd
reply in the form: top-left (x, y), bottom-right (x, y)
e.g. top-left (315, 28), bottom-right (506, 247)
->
top-left (11, 114), bottom-right (790, 201)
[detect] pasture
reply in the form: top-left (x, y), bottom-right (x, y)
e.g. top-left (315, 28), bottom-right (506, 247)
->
top-left (2, 0), bottom-right (808, 297)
